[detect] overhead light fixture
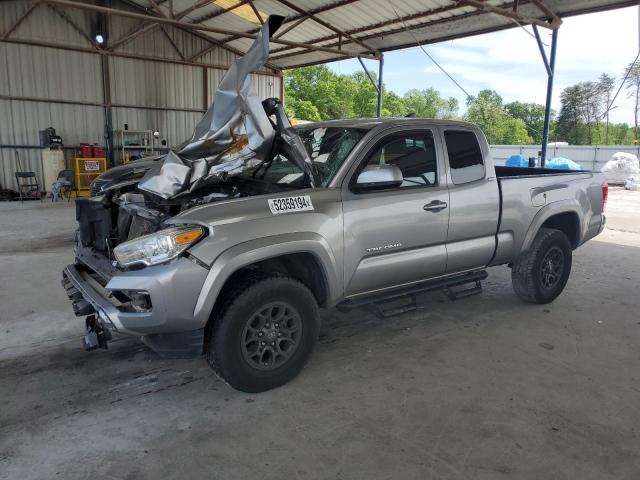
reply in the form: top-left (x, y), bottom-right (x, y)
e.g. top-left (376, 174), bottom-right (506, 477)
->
top-left (95, 34), bottom-right (104, 45)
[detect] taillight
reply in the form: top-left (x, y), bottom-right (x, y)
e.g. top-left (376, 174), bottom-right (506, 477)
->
top-left (602, 182), bottom-right (608, 211)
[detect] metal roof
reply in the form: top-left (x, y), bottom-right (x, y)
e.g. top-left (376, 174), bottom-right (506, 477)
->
top-left (44, 0), bottom-right (636, 69)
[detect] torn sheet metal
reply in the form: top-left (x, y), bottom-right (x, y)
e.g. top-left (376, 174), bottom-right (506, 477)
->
top-left (139, 16), bottom-right (285, 199)
top-left (273, 102), bottom-right (316, 187)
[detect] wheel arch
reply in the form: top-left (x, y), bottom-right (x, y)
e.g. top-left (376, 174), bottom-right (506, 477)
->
top-left (193, 233), bottom-right (341, 325)
top-left (521, 201), bottom-right (583, 253)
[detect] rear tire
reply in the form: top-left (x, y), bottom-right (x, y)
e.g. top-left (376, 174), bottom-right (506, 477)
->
top-left (511, 228), bottom-right (572, 304)
top-left (205, 275), bottom-right (320, 393)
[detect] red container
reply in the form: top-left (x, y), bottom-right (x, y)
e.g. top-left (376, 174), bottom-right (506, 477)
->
top-left (92, 145), bottom-right (106, 158)
top-left (80, 144), bottom-right (92, 158)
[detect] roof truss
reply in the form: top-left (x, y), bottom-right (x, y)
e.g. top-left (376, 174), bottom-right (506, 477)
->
top-left (4, 0), bottom-right (635, 70)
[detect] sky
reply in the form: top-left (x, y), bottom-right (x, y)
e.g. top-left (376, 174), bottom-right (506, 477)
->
top-left (327, 6), bottom-right (639, 124)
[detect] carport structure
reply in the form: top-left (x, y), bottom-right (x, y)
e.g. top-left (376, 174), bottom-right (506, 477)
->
top-left (4, 0), bottom-right (637, 164)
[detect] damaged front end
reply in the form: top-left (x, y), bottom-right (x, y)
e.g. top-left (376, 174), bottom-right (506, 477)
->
top-left (77, 14), bottom-right (315, 265)
top-left (63, 15), bottom-right (316, 355)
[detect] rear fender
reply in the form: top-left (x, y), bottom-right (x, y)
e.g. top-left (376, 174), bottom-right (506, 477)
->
top-left (520, 200), bottom-right (583, 253)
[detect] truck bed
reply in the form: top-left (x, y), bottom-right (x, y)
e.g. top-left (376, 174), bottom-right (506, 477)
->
top-left (491, 166), bottom-right (603, 267)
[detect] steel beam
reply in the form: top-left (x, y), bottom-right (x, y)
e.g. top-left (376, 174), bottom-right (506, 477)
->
top-left (357, 57), bottom-right (380, 94)
top-left (0, 36), bottom-right (280, 76)
top-left (101, 54), bottom-right (114, 166)
top-left (247, 0), bottom-right (264, 25)
top-left (0, 93), bottom-right (207, 114)
top-left (109, 22), bottom-right (158, 50)
top-left (160, 26), bottom-right (186, 60)
top-left (2, 1), bottom-right (40, 39)
top-left (529, 0), bottom-right (559, 21)
top-left (45, 0), bottom-right (376, 60)
top-left (270, 1), bottom-right (473, 56)
top-left (207, 0), bottom-right (362, 53)
top-left (273, 17), bottom-right (308, 39)
top-left (48, 3), bottom-right (98, 48)
top-left (271, 0), bottom-right (378, 55)
top-left (271, 1), bottom-right (544, 62)
top-left (191, 0), bottom-right (253, 24)
top-left (541, 27), bottom-right (558, 167)
top-left (459, 0), bottom-right (561, 29)
top-left (532, 24), bottom-right (551, 75)
top-left (0, 94), bottom-right (104, 107)
top-left (110, 0), bottom-right (243, 57)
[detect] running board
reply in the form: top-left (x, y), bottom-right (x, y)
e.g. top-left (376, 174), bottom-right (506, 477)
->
top-left (338, 270), bottom-right (487, 318)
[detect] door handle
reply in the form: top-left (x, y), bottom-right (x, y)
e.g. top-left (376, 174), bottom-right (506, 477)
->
top-left (423, 200), bottom-right (448, 212)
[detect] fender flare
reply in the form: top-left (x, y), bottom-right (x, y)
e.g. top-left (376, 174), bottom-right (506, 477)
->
top-left (192, 232), bottom-right (341, 323)
top-left (520, 199), bottom-right (583, 253)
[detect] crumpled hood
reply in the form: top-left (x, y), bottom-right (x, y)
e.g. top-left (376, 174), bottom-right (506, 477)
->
top-left (92, 155), bottom-right (163, 193)
top-left (137, 15), bottom-right (290, 199)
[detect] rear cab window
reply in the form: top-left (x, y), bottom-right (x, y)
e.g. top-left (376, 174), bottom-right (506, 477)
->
top-left (444, 130), bottom-right (485, 184)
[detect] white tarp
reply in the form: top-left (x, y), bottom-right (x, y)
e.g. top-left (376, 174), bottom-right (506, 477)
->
top-left (600, 152), bottom-right (640, 184)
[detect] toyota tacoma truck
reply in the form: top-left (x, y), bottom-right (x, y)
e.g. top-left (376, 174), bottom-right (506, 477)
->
top-left (61, 117), bottom-right (607, 392)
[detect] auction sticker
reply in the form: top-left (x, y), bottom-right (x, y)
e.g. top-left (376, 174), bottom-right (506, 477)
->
top-left (268, 195), bottom-right (314, 214)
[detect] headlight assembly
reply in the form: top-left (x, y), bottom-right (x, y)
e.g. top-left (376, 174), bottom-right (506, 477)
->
top-left (113, 225), bottom-right (206, 268)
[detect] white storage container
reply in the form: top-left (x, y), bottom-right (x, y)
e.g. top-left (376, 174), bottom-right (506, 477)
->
top-left (41, 149), bottom-right (65, 193)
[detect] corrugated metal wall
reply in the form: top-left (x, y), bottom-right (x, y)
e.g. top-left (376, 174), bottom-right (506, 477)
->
top-left (0, 0), bottom-right (281, 192)
top-left (491, 145), bottom-right (640, 171)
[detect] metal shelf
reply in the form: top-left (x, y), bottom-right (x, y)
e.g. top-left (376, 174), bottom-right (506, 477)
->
top-left (114, 129), bottom-right (153, 163)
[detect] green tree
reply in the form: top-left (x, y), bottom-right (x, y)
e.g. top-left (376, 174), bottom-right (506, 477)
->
top-left (284, 66), bottom-right (636, 145)
top-left (505, 101), bottom-right (547, 144)
top-left (402, 88), bottom-right (459, 119)
top-left (382, 91), bottom-right (407, 117)
top-left (284, 65), bottom-right (355, 120)
top-left (623, 62), bottom-right (640, 141)
top-left (556, 84), bottom-right (588, 144)
top-left (598, 73), bottom-right (615, 144)
top-left (350, 71), bottom-right (379, 117)
top-left (285, 98), bottom-right (321, 122)
top-left (465, 90), bottom-right (532, 144)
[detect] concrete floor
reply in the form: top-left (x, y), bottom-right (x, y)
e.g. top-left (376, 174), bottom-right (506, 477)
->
top-left (1, 188), bottom-right (640, 480)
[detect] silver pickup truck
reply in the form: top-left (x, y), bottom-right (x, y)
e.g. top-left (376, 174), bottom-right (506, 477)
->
top-left (62, 118), bottom-right (607, 392)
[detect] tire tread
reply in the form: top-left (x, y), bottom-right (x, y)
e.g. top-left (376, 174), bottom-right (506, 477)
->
top-left (205, 274), bottom-right (319, 392)
top-left (511, 228), bottom-right (572, 304)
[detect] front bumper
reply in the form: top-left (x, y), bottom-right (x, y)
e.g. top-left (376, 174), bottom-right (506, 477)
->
top-left (62, 256), bottom-right (209, 338)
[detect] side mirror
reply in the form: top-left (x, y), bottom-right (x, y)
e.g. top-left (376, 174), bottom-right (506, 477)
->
top-left (355, 164), bottom-right (403, 191)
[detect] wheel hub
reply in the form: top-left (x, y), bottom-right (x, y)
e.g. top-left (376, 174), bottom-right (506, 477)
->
top-left (540, 246), bottom-right (564, 290)
top-left (265, 329), bottom-right (278, 341)
top-left (241, 302), bottom-right (302, 371)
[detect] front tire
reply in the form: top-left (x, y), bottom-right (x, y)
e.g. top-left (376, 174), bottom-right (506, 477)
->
top-left (511, 228), bottom-right (572, 304)
top-left (205, 276), bottom-right (320, 393)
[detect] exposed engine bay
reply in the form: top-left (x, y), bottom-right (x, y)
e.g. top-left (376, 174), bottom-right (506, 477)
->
top-left (76, 15), bottom-right (316, 260)
top-left (77, 98), bottom-right (314, 258)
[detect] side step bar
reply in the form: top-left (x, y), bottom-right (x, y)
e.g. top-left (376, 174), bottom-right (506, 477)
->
top-left (337, 270), bottom-right (488, 318)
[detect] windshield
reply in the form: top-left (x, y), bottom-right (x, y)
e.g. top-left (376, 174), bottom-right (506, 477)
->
top-left (241, 126), bottom-right (367, 188)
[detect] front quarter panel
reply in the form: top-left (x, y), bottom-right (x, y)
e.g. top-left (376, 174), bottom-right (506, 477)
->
top-left (170, 188), bottom-right (345, 316)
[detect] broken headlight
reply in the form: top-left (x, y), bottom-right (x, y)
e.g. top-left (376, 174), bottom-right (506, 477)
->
top-left (113, 225), bottom-right (206, 268)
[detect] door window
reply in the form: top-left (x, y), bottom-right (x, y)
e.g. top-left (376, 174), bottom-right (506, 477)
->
top-left (357, 132), bottom-right (438, 188)
top-left (444, 130), bottom-right (485, 184)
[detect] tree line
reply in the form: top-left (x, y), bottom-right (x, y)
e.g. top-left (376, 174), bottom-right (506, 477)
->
top-left (284, 63), bottom-right (640, 145)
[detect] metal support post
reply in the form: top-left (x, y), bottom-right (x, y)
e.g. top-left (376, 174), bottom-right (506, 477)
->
top-left (540, 27), bottom-right (558, 167)
top-left (377, 54), bottom-right (384, 118)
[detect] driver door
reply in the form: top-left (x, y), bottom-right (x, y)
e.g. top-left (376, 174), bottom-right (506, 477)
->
top-left (342, 129), bottom-right (450, 298)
